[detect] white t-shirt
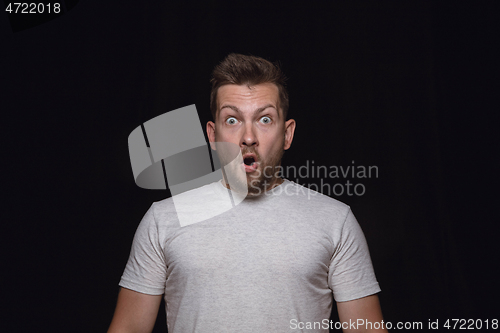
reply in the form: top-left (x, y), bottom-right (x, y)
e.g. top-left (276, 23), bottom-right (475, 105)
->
top-left (119, 179), bottom-right (381, 332)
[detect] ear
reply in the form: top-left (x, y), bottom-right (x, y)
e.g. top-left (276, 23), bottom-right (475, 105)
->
top-left (284, 119), bottom-right (296, 150)
top-left (206, 121), bottom-right (217, 150)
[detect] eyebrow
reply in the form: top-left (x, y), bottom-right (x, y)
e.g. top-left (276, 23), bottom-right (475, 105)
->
top-left (220, 104), bottom-right (278, 116)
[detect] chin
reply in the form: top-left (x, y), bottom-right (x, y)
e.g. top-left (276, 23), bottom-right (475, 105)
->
top-left (246, 178), bottom-right (267, 196)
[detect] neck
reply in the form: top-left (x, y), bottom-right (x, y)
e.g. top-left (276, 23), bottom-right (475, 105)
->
top-left (221, 177), bottom-right (284, 193)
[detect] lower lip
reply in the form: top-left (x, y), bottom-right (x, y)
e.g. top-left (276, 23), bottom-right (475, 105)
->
top-left (243, 162), bottom-right (259, 173)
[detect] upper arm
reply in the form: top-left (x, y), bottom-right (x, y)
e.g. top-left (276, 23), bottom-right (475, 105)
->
top-left (108, 287), bottom-right (163, 333)
top-left (336, 294), bottom-right (388, 333)
top-left (329, 209), bottom-right (381, 302)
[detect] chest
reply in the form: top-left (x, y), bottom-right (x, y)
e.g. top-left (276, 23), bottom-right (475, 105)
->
top-left (163, 216), bottom-right (334, 283)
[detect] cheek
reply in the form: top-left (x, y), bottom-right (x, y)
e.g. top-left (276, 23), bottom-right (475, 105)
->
top-left (262, 136), bottom-right (285, 159)
top-left (215, 128), bottom-right (239, 143)
top-left (268, 131), bottom-right (285, 146)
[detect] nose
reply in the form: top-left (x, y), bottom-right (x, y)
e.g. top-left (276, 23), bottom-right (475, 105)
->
top-left (241, 123), bottom-right (258, 147)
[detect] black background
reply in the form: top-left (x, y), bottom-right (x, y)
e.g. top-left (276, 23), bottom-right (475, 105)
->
top-left (2, 1), bottom-right (499, 332)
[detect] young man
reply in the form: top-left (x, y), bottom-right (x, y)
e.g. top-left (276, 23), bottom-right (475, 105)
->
top-left (108, 54), bottom-right (387, 333)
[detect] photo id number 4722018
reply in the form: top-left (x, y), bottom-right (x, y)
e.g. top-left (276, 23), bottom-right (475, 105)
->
top-left (443, 319), bottom-right (498, 330)
top-left (5, 3), bottom-right (61, 14)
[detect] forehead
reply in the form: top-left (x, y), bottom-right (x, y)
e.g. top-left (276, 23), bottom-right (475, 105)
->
top-left (217, 83), bottom-right (279, 110)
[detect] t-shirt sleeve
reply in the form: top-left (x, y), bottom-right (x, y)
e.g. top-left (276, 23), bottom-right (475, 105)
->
top-left (119, 203), bottom-right (167, 295)
top-left (328, 208), bottom-right (381, 302)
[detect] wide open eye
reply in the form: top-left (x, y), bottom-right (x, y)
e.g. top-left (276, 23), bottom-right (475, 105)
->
top-left (260, 116), bottom-right (271, 124)
top-left (226, 117), bottom-right (237, 125)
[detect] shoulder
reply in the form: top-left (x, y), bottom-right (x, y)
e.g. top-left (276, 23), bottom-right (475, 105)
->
top-left (279, 179), bottom-right (350, 210)
top-left (277, 179), bottom-right (352, 224)
top-left (149, 181), bottom-right (222, 228)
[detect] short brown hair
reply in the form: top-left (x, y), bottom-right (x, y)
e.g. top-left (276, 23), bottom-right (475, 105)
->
top-left (210, 53), bottom-right (289, 121)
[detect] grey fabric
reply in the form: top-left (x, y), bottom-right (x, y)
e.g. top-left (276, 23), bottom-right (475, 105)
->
top-left (119, 179), bottom-right (381, 332)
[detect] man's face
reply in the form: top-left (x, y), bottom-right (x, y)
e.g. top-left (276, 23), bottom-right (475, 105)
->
top-left (207, 83), bottom-right (296, 196)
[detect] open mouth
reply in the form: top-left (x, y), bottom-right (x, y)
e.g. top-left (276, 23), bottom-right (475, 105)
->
top-left (242, 154), bottom-right (258, 173)
top-left (244, 156), bottom-right (256, 166)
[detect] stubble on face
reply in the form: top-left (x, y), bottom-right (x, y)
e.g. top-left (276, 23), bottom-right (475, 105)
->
top-left (241, 143), bottom-right (284, 197)
top-left (215, 140), bottom-right (284, 197)
top-left (210, 83), bottom-right (289, 198)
